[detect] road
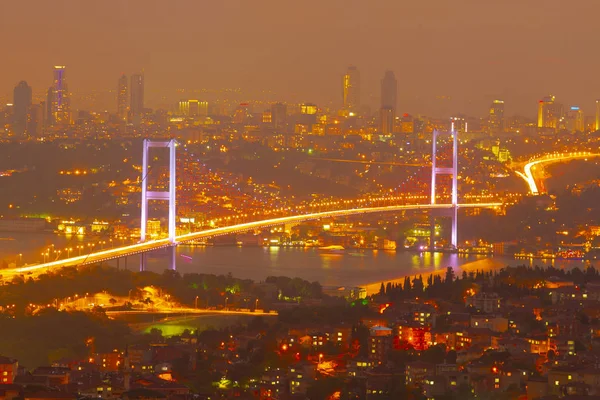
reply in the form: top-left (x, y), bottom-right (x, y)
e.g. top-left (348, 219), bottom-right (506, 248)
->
top-left (106, 307), bottom-right (277, 317)
top-left (9, 202), bottom-right (502, 277)
top-left (515, 152), bottom-right (600, 195)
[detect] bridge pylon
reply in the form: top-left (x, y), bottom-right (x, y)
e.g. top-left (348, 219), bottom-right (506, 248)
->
top-left (140, 139), bottom-right (177, 271)
top-left (430, 129), bottom-right (458, 251)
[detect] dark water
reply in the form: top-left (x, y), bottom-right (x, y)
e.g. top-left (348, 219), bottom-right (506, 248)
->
top-left (2, 232), bottom-right (592, 288)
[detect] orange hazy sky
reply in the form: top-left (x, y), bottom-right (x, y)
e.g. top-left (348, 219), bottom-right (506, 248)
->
top-left (2, 0), bottom-right (600, 116)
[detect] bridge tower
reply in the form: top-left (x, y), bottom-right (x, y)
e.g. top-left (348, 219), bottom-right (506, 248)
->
top-left (140, 139), bottom-right (177, 271)
top-left (430, 129), bottom-right (458, 251)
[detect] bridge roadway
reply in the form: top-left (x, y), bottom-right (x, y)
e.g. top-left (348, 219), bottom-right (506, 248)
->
top-left (514, 152), bottom-right (600, 195)
top-left (13, 202), bottom-right (502, 276)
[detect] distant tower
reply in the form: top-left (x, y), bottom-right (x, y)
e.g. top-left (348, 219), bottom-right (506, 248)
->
top-left (566, 106), bottom-right (585, 132)
top-left (537, 95), bottom-right (562, 131)
top-left (51, 66), bottom-right (70, 125)
top-left (117, 74), bottom-right (129, 123)
top-left (596, 100), bottom-right (600, 131)
top-left (13, 81), bottom-right (32, 135)
top-left (488, 100), bottom-right (505, 134)
top-left (271, 102), bottom-right (287, 131)
top-left (342, 66), bottom-right (360, 113)
top-left (380, 71), bottom-right (397, 134)
top-left (130, 73), bottom-right (145, 122)
top-left (46, 87), bottom-right (54, 127)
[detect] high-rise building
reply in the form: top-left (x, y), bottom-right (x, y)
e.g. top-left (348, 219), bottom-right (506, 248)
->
top-left (130, 73), bottom-right (144, 119)
top-left (596, 100), bottom-right (600, 132)
top-left (380, 71), bottom-right (397, 135)
top-left (27, 103), bottom-right (44, 137)
top-left (271, 102), bottom-right (287, 131)
top-left (488, 100), bottom-right (505, 134)
top-left (51, 66), bottom-right (70, 125)
top-left (342, 66), bottom-right (360, 113)
top-left (566, 106), bottom-right (585, 132)
top-left (380, 108), bottom-right (394, 135)
top-left (117, 74), bottom-right (128, 122)
top-left (46, 88), bottom-right (54, 127)
top-left (381, 71), bottom-right (397, 110)
top-left (13, 81), bottom-right (32, 135)
top-left (537, 95), bottom-right (562, 131)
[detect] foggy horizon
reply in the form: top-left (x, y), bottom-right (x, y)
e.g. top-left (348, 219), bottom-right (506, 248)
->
top-left (3, 0), bottom-right (600, 117)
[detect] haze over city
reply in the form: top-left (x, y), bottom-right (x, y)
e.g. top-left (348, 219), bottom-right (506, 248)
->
top-left (3, 0), bottom-right (600, 116)
top-left (3, 1), bottom-right (600, 399)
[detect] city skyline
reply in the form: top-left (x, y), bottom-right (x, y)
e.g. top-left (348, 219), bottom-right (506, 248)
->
top-left (2, 0), bottom-right (600, 117)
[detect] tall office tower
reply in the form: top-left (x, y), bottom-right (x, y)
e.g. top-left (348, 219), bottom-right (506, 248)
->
top-left (271, 102), bottom-right (287, 130)
top-left (488, 100), bottom-right (505, 134)
top-left (117, 74), bottom-right (129, 122)
top-left (596, 100), bottom-right (600, 131)
top-left (51, 66), bottom-right (70, 125)
top-left (342, 66), bottom-right (360, 113)
top-left (380, 108), bottom-right (394, 135)
top-left (27, 103), bottom-right (44, 137)
top-left (380, 71), bottom-right (397, 135)
top-left (199, 101), bottom-right (208, 117)
top-left (537, 95), bottom-right (562, 130)
top-left (46, 87), bottom-right (54, 127)
top-left (381, 71), bottom-right (397, 110)
top-left (130, 73), bottom-right (144, 119)
top-left (566, 106), bottom-right (585, 132)
top-left (13, 81), bottom-right (32, 135)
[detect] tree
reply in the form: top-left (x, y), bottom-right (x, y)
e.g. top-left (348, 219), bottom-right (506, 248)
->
top-left (379, 282), bottom-right (386, 296)
top-left (445, 267), bottom-right (455, 284)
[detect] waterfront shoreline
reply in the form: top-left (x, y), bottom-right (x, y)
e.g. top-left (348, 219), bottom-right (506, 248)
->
top-left (361, 257), bottom-right (508, 296)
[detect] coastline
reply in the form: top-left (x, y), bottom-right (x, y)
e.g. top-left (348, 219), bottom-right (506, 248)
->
top-left (361, 257), bottom-right (508, 296)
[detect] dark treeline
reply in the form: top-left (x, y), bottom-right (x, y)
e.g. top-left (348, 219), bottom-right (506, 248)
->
top-left (378, 265), bottom-right (600, 303)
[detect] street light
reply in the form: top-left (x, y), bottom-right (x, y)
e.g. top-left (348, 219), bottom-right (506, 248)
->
top-left (255, 298), bottom-right (259, 310)
top-left (18, 254), bottom-right (22, 266)
top-left (195, 296), bottom-right (199, 309)
top-left (225, 297), bottom-right (229, 309)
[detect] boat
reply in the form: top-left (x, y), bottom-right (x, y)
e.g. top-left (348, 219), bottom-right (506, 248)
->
top-left (318, 245), bottom-right (345, 254)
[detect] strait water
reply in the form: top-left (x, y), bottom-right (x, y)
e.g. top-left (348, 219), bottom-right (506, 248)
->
top-left (0, 232), bottom-right (592, 290)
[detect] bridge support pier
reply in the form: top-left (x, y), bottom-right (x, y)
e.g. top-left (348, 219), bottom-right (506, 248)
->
top-left (140, 253), bottom-right (147, 272)
top-left (169, 246), bottom-right (177, 271)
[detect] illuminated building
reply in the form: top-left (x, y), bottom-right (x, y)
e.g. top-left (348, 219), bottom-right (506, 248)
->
top-left (117, 74), bottom-right (128, 122)
top-left (51, 66), bottom-right (70, 125)
top-left (537, 95), bottom-right (562, 131)
top-left (368, 326), bottom-right (393, 365)
top-left (27, 103), bottom-right (44, 137)
top-left (301, 103), bottom-right (317, 115)
top-left (199, 101), bottom-right (208, 116)
top-left (146, 219), bottom-right (161, 238)
top-left (380, 70), bottom-right (397, 134)
top-left (13, 81), bottom-right (32, 136)
top-left (0, 356), bottom-right (18, 384)
top-left (342, 65), bottom-right (360, 113)
top-left (488, 99), bottom-right (504, 134)
top-left (130, 73), bottom-right (144, 121)
top-left (380, 107), bottom-right (394, 135)
top-left (565, 106), bottom-right (584, 132)
top-left (46, 87), bottom-right (53, 126)
top-left (596, 99), bottom-right (600, 131)
top-left (271, 102), bottom-right (287, 131)
top-left (178, 99), bottom-right (201, 116)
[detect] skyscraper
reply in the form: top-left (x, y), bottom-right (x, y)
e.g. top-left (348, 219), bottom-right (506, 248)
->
top-left (271, 102), bottom-right (287, 131)
top-left (13, 81), bottom-right (32, 135)
top-left (380, 71), bottom-right (397, 134)
top-left (381, 71), bottom-right (397, 110)
top-left (537, 95), bottom-right (562, 131)
top-left (46, 87), bottom-right (54, 127)
top-left (51, 66), bottom-right (70, 125)
top-left (342, 66), bottom-right (360, 113)
top-left (488, 100), bottom-right (505, 134)
top-left (566, 106), bottom-right (585, 132)
top-left (130, 73), bottom-right (144, 120)
top-left (596, 100), bottom-right (600, 132)
top-left (117, 74), bottom-right (129, 122)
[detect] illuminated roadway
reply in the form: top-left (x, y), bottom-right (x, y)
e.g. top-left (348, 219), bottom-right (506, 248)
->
top-left (11, 202), bottom-right (502, 277)
top-left (515, 152), bottom-right (600, 195)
